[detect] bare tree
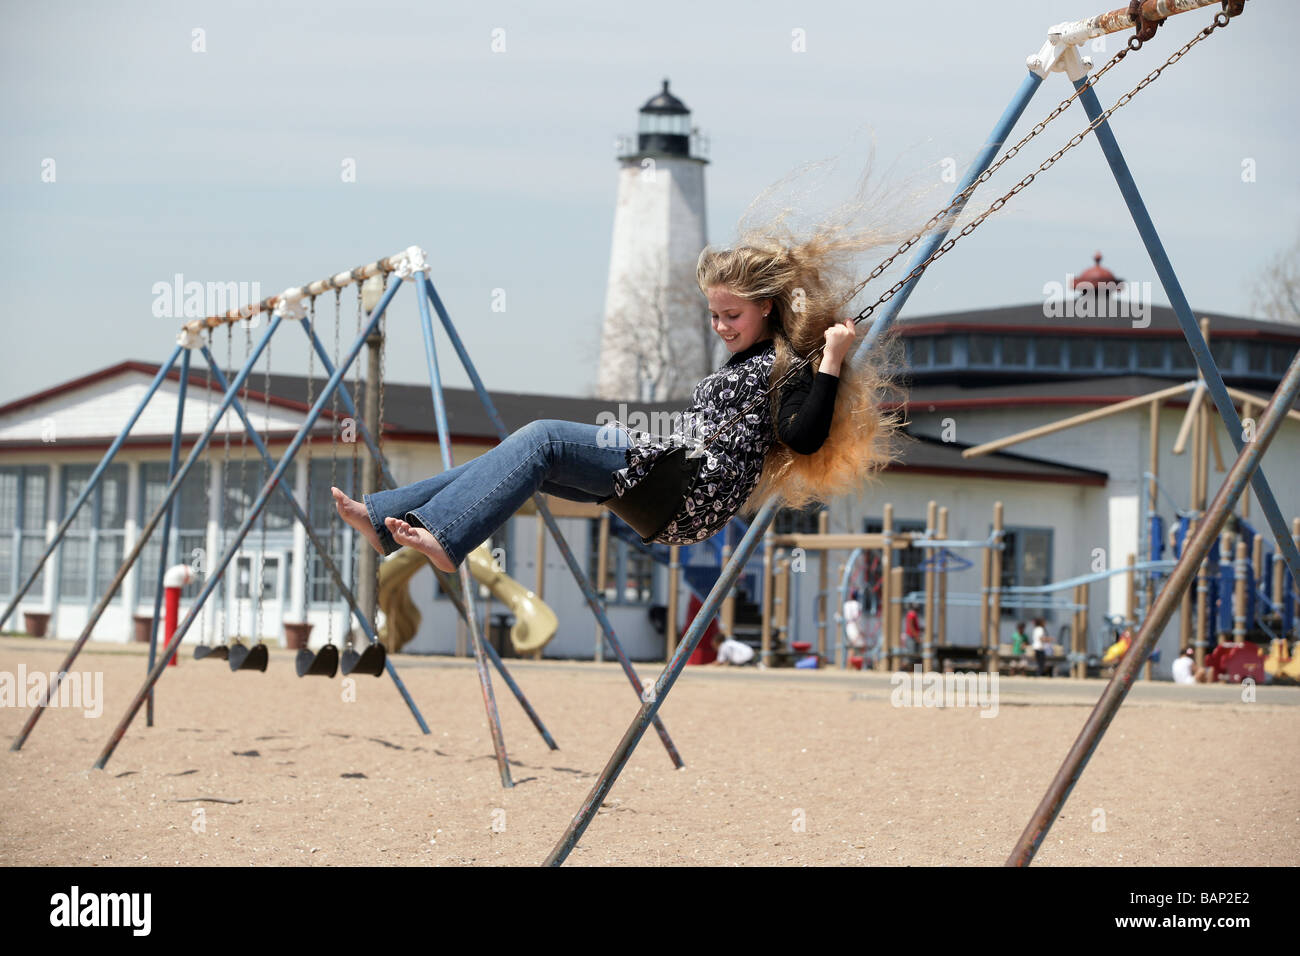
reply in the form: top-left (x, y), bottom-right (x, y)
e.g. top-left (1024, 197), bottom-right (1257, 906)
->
top-left (598, 248), bottom-right (712, 401)
top-left (1251, 230), bottom-right (1300, 325)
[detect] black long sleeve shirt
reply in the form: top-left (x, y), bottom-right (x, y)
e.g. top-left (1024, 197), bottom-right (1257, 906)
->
top-left (729, 339), bottom-right (839, 454)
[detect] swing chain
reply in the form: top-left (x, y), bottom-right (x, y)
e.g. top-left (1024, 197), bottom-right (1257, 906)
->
top-left (304, 296), bottom-right (316, 620)
top-left (695, 9), bottom-right (1235, 455)
top-left (255, 323), bottom-right (271, 645)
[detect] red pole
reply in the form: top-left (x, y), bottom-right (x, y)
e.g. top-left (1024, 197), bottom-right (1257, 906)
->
top-left (163, 586), bottom-right (181, 667)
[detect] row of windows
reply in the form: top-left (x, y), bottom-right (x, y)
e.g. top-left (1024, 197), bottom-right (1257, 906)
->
top-left (907, 334), bottom-right (1294, 378)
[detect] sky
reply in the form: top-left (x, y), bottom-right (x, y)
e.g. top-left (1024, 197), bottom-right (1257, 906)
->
top-left (2, 0), bottom-right (1297, 406)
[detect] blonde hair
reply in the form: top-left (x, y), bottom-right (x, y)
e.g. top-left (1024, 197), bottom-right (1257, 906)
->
top-left (696, 161), bottom-right (930, 514)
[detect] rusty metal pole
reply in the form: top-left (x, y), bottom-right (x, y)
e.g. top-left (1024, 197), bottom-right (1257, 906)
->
top-left (1007, 348), bottom-right (1300, 867)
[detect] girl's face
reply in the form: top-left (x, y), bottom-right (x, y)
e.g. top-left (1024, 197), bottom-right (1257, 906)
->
top-left (707, 286), bottom-right (772, 355)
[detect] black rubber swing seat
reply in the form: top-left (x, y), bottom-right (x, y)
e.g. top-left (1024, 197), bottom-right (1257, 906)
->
top-left (227, 642), bottom-right (269, 672)
top-left (295, 644), bottom-right (339, 678)
top-left (341, 642), bottom-right (386, 677)
top-left (194, 644), bottom-right (229, 661)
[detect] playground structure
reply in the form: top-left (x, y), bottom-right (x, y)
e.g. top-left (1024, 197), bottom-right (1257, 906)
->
top-left (1, 0), bottom-right (1294, 869)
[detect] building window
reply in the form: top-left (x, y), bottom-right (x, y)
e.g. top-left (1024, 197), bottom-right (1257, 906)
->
top-left (0, 466), bottom-right (49, 600)
top-left (589, 519), bottom-right (654, 606)
top-left (59, 463), bottom-right (127, 605)
top-left (774, 503), bottom-right (823, 535)
top-left (968, 335), bottom-right (995, 366)
top-left (1210, 339), bottom-right (1236, 374)
top-left (933, 336), bottom-right (954, 366)
top-left (1135, 340), bottom-right (1166, 372)
top-left (1034, 338), bottom-right (1062, 368)
top-left (1067, 338), bottom-right (1097, 371)
top-left (1101, 339), bottom-right (1132, 371)
top-left (306, 459), bottom-right (350, 605)
top-left (999, 526), bottom-right (1053, 621)
top-left (909, 337), bottom-right (932, 367)
top-left (1001, 337), bottom-right (1029, 367)
top-left (1270, 344), bottom-right (1292, 376)
top-left (137, 460), bottom-right (210, 603)
top-left (1245, 342), bottom-right (1269, 375)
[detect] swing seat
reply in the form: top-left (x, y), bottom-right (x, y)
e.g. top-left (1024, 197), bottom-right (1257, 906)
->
top-left (227, 642), bottom-right (268, 672)
top-left (296, 644), bottom-right (339, 678)
top-left (341, 642), bottom-right (386, 677)
top-left (194, 644), bottom-right (229, 661)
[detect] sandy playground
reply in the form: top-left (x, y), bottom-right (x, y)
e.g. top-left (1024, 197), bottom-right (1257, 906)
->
top-left (0, 635), bottom-right (1295, 867)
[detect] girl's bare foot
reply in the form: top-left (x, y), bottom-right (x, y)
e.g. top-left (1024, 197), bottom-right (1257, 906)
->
top-left (384, 516), bottom-right (457, 573)
top-left (331, 486), bottom-right (383, 556)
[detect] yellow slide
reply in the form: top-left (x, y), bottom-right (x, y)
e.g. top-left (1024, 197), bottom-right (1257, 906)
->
top-left (467, 543), bottom-right (558, 654)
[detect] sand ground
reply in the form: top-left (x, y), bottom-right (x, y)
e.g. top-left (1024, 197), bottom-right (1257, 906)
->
top-left (0, 635), bottom-right (1295, 866)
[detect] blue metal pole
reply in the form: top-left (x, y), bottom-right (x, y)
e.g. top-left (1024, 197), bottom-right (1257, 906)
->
top-left (198, 347), bottom-right (430, 735)
top-left (860, 70), bottom-right (1044, 356)
top-left (301, 310), bottom-right (557, 747)
top-left (146, 347), bottom-right (191, 727)
top-left (0, 344), bottom-right (184, 633)
top-left (92, 277), bottom-right (404, 769)
top-left (422, 276), bottom-right (684, 768)
top-left (1072, 77), bottom-right (1300, 590)
top-left (412, 270), bottom-right (514, 789)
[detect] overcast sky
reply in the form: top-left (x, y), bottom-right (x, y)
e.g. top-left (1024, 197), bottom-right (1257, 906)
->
top-left (3, 0), bottom-right (1296, 406)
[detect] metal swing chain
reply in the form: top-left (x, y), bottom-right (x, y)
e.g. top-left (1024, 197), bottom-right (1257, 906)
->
top-left (376, 277), bottom-right (387, 631)
top-left (237, 323), bottom-right (252, 643)
top-left (220, 325), bottom-right (234, 643)
top-left (693, 9), bottom-right (1236, 458)
top-left (303, 296), bottom-right (316, 622)
top-left (198, 328), bottom-right (214, 647)
top-left (255, 326), bottom-right (271, 646)
top-left (328, 287), bottom-right (342, 649)
top-left (348, 284), bottom-right (363, 646)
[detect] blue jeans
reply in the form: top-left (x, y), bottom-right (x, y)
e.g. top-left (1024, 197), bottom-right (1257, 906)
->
top-left (363, 419), bottom-right (631, 567)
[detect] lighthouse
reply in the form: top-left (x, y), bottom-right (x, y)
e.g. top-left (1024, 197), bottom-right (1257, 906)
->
top-left (596, 79), bottom-right (712, 402)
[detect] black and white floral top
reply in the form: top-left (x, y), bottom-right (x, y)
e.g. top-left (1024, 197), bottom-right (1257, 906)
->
top-left (610, 339), bottom-right (839, 545)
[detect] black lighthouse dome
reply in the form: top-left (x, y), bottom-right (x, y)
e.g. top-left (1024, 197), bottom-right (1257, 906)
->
top-left (638, 78), bottom-right (692, 157)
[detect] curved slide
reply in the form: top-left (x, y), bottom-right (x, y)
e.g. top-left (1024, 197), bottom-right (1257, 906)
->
top-left (466, 543), bottom-right (558, 654)
top-left (376, 544), bottom-right (558, 655)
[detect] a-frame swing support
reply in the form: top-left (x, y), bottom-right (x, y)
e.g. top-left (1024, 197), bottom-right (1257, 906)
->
top-left (545, 0), bottom-right (1287, 865)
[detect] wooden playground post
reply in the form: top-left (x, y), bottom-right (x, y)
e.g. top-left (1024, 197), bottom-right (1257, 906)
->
top-left (1194, 547), bottom-right (1209, 667)
top-left (817, 510), bottom-right (829, 663)
top-left (1076, 582), bottom-right (1086, 681)
top-left (938, 506), bottom-right (949, 652)
top-left (1125, 551), bottom-right (1146, 680)
top-left (979, 530), bottom-right (991, 669)
top-left (592, 511), bottom-right (607, 662)
top-left (1240, 400), bottom-right (1255, 519)
top-left (666, 545), bottom-right (680, 661)
top-left (923, 500), bottom-right (937, 671)
top-left (720, 535), bottom-right (735, 640)
top-left (773, 550), bottom-right (789, 654)
top-left (989, 502), bottom-right (1004, 672)
top-left (1233, 537), bottom-right (1248, 641)
top-left (889, 566), bottom-right (904, 671)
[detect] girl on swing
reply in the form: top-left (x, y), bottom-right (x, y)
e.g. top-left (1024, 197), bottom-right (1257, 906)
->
top-left (332, 216), bottom-right (904, 572)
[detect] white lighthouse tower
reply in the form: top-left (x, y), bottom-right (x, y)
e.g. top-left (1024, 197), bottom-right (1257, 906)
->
top-left (596, 80), bottom-right (712, 402)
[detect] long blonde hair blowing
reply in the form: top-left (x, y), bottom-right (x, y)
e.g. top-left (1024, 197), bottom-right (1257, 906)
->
top-left (696, 234), bottom-right (908, 515)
